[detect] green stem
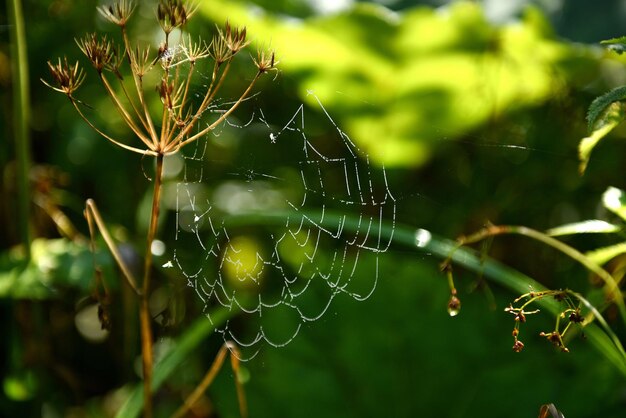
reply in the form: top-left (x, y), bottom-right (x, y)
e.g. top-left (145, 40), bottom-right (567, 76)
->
top-left (8, 0), bottom-right (32, 257)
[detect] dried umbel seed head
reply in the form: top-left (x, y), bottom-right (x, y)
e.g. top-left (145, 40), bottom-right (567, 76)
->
top-left (157, 0), bottom-right (198, 35)
top-left (223, 20), bottom-right (249, 53)
top-left (253, 48), bottom-right (278, 74)
top-left (210, 31), bottom-right (232, 65)
top-left (76, 33), bottom-right (116, 73)
top-left (181, 35), bottom-right (210, 64)
top-left (42, 57), bottom-right (85, 97)
top-left (97, 0), bottom-right (136, 27)
top-left (130, 45), bottom-right (153, 78)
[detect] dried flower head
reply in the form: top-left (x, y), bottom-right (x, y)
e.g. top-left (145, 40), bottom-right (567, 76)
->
top-left (157, 0), bottom-right (198, 35)
top-left (42, 57), bottom-right (85, 97)
top-left (97, 0), bottom-right (136, 27)
top-left (130, 45), bottom-right (153, 78)
top-left (181, 35), bottom-right (210, 64)
top-left (210, 30), bottom-right (232, 65)
top-left (76, 33), bottom-right (116, 73)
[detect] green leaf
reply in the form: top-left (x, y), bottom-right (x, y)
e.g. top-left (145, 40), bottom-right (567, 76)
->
top-left (580, 100), bottom-right (626, 173)
top-left (603, 186), bottom-right (626, 221)
top-left (601, 36), bottom-right (626, 54)
top-left (546, 220), bottom-right (621, 236)
top-left (586, 87), bottom-right (626, 132)
top-left (0, 238), bottom-right (114, 299)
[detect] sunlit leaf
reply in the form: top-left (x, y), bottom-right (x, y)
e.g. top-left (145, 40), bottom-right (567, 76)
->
top-left (199, 2), bottom-right (592, 168)
top-left (546, 220), bottom-right (621, 236)
top-left (603, 186), bottom-right (626, 221)
top-left (0, 238), bottom-right (114, 299)
top-left (580, 101), bottom-right (626, 173)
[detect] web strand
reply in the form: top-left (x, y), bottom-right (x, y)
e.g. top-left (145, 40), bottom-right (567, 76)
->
top-left (167, 92), bottom-right (397, 360)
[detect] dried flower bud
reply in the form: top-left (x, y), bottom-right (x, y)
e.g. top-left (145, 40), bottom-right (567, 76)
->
top-left (222, 20), bottom-right (250, 53)
top-left (447, 295), bottom-right (461, 317)
top-left (512, 339), bottom-right (524, 352)
top-left (157, 0), bottom-right (197, 34)
top-left (540, 331), bottom-right (566, 350)
top-left (568, 310), bottom-right (584, 324)
top-left (156, 78), bottom-right (175, 108)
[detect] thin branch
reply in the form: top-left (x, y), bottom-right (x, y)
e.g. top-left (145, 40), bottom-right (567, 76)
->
top-left (167, 60), bottom-right (229, 149)
top-left (139, 153), bottom-right (164, 418)
top-left (167, 71), bottom-right (261, 152)
top-left (99, 73), bottom-right (153, 147)
top-left (71, 100), bottom-right (156, 156)
top-left (171, 342), bottom-right (247, 418)
top-left (123, 26), bottom-right (160, 149)
top-left (84, 199), bottom-right (141, 295)
top-left (178, 61), bottom-right (195, 120)
top-left (116, 74), bottom-right (152, 135)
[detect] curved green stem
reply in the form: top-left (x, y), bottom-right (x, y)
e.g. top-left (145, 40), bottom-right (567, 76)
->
top-left (221, 210), bottom-right (626, 376)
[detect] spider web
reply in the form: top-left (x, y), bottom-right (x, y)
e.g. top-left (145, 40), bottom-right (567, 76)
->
top-left (165, 91), bottom-right (396, 360)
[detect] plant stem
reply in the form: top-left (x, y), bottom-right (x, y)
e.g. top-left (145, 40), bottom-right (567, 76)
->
top-left (140, 153), bottom-right (164, 418)
top-left (8, 0), bottom-right (32, 257)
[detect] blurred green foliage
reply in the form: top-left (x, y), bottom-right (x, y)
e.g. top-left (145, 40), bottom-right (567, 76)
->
top-left (3, 1), bottom-right (626, 417)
